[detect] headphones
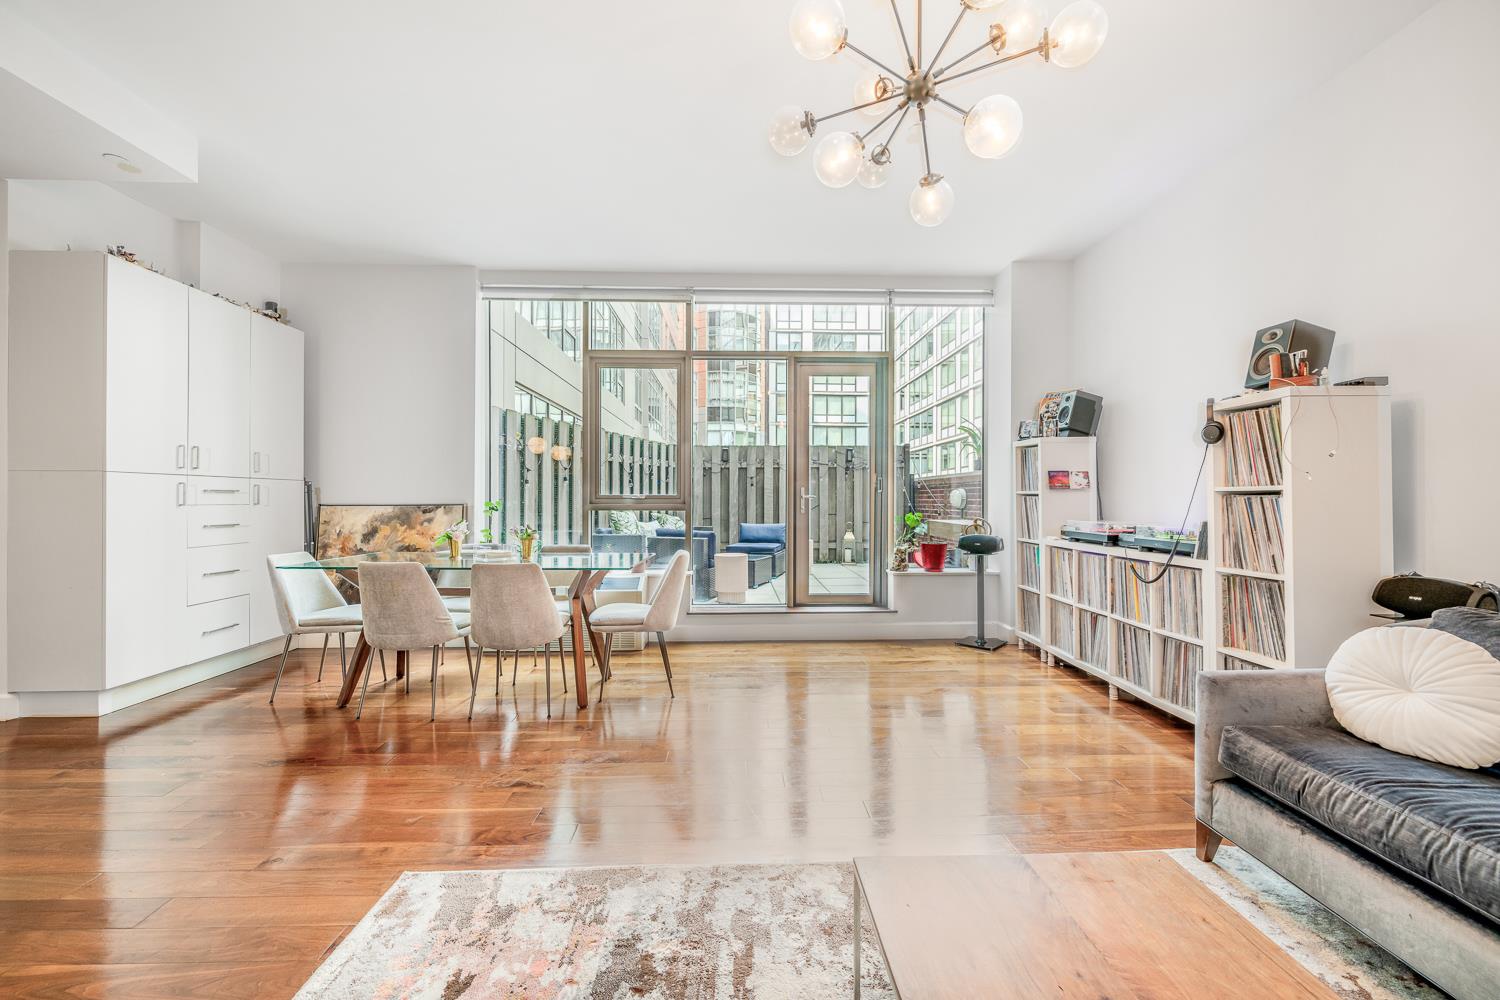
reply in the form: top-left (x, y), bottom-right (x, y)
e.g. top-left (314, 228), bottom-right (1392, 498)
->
top-left (1201, 398), bottom-right (1225, 445)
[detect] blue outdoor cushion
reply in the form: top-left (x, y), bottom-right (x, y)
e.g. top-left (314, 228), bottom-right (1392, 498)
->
top-left (1219, 724), bottom-right (1500, 925)
top-left (725, 541), bottom-right (783, 556)
top-left (737, 522), bottom-right (786, 546)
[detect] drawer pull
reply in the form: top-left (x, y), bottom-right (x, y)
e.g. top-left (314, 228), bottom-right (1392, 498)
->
top-left (202, 523), bottom-right (242, 529)
top-left (201, 488), bottom-right (243, 495)
top-left (201, 622), bottom-right (241, 636)
top-left (202, 568), bottom-right (242, 577)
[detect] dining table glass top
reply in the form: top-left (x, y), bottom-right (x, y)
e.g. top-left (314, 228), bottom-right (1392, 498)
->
top-left (276, 549), bottom-right (649, 572)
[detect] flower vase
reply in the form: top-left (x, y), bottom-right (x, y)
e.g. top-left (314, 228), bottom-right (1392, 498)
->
top-left (519, 537), bottom-right (535, 562)
top-left (448, 537), bottom-right (461, 560)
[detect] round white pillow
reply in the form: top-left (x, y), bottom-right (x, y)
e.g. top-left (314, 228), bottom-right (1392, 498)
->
top-left (1326, 626), bottom-right (1500, 769)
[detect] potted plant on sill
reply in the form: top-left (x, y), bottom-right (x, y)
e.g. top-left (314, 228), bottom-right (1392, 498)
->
top-left (511, 524), bottom-right (538, 562)
top-left (891, 511), bottom-right (928, 572)
top-left (435, 520), bottom-right (469, 560)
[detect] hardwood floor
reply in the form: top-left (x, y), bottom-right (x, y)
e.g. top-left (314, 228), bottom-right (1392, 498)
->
top-left (0, 640), bottom-right (1196, 998)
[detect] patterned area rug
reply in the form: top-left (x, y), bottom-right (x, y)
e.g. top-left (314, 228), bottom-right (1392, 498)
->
top-left (299, 851), bottom-right (1438, 999)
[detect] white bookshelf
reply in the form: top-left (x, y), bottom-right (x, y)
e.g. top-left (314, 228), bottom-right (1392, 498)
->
top-left (1208, 386), bottom-right (1393, 671)
top-left (1012, 438), bottom-right (1098, 649)
top-left (1033, 538), bottom-right (1209, 724)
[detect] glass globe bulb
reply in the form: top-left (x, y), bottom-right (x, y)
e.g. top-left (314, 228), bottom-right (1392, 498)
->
top-left (768, 105), bottom-right (811, 156)
top-left (789, 0), bottom-right (847, 61)
top-left (963, 94), bottom-right (1023, 159)
top-left (1048, 0), bottom-right (1108, 68)
top-left (814, 131), bottom-right (864, 188)
top-left (856, 155), bottom-right (890, 189)
top-left (994, 0), bottom-right (1048, 49)
top-left (909, 177), bottom-right (955, 227)
top-left (855, 73), bottom-right (895, 118)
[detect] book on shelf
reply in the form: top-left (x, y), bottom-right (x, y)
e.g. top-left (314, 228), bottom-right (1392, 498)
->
top-left (1115, 624), bottom-right (1151, 689)
top-left (1048, 547), bottom-right (1073, 600)
top-left (1111, 558), bottom-right (1151, 623)
top-left (1018, 494), bottom-right (1040, 539)
top-left (1159, 566), bottom-right (1202, 638)
top-left (1160, 638), bottom-right (1202, 710)
top-left (1220, 494), bottom-right (1284, 575)
top-left (1220, 575), bottom-right (1287, 662)
top-left (1078, 610), bottom-right (1108, 669)
top-left (1018, 447), bottom-right (1039, 492)
top-left (1076, 552), bottom-right (1108, 610)
top-left (1019, 542), bottom-right (1041, 590)
top-left (1223, 406), bottom-right (1284, 487)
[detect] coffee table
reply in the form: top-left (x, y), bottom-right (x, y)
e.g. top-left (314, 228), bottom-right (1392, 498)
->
top-left (853, 852), bottom-right (1334, 999)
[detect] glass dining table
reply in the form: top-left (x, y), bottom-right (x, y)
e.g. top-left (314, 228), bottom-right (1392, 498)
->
top-left (277, 549), bottom-right (651, 710)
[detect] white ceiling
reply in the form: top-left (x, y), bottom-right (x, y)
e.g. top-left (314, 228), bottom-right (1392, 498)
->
top-left (6, 0), bottom-right (1431, 276)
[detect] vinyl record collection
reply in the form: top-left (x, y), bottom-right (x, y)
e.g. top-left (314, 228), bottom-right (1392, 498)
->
top-left (1223, 406), bottom-right (1284, 487)
top-left (1115, 624), bottom-right (1152, 689)
top-left (1222, 655), bottom-right (1271, 671)
top-left (1161, 638), bottom-right (1203, 710)
top-left (1048, 548), bottom-right (1073, 600)
top-left (1159, 566), bottom-right (1203, 638)
top-left (1078, 610), bottom-right (1108, 669)
top-left (1019, 590), bottom-right (1040, 638)
top-left (1111, 559), bottom-right (1151, 624)
top-left (1018, 494), bottom-right (1040, 540)
top-left (1220, 494), bottom-right (1285, 575)
top-left (1049, 600), bottom-right (1074, 655)
top-left (1220, 575), bottom-right (1287, 662)
top-left (1076, 552), bottom-right (1108, 610)
top-left (1019, 541), bottom-right (1041, 590)
top-left (1018, 446), bottom-right (1040, 492)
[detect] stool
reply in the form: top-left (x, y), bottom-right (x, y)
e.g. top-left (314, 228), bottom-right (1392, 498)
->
top-left (716, 553), bottom-right (748, 604)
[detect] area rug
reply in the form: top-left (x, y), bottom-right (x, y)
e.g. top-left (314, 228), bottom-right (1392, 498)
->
top-left (298, 852), bottom-right (1437, 999)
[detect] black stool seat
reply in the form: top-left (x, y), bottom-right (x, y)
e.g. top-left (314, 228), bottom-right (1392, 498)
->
top-left (958, 534), bottom-right (1000, 555)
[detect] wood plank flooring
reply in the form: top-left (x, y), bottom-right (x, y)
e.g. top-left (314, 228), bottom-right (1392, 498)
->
top-left (0, 640), bottom-right (1196, 998)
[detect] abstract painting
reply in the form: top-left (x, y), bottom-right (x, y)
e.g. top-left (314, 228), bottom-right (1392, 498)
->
top-left (315, 504), bottom-right (468, 558)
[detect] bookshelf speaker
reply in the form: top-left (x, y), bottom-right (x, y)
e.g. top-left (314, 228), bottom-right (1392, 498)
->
top-left (1054, 390), bottom-right (1102, 437)
top-left (1244, 320), bottom-right (1336, 389)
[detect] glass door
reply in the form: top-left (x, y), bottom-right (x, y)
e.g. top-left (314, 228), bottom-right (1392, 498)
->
top-left (790, 360), bottom-right (885, 606)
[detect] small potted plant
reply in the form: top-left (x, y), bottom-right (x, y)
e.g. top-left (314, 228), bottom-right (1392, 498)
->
top-left (480, 499), bottom-right (501, 545)
top-left (435, 520), bottom-right (468, 560)
top-left (511, 523), bottom-right (538, 561)
top-left (891, 511), bottom-right (928, 571)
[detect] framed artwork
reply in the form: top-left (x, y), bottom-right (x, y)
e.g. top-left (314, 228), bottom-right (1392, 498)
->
top-left (1047, 470), bottom-right (1071, 490)
top-left (1071, 471), bottom-right (1092, 490)
top-left (314, 503), bottom-right (468, 559)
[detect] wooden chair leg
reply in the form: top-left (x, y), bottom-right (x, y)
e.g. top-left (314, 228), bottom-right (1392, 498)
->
top-left (1195, 820), bottom-right (1223, 863)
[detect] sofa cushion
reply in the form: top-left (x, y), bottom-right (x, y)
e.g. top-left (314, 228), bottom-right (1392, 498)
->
top-left (737, 522), bottom-right (786, 545)
top-left (1326, 625), bottom-right (1500, 768)
top-left (1433, 606), bottom-right (1500, 660)
top-left (724, 541), bottom-right (783, 556)
top-left (1219, 724), bottom-right (1500, 925)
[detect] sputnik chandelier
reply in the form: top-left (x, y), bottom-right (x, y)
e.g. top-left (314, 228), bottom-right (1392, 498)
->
top-left (768, 0), bottom-right (1109, 226)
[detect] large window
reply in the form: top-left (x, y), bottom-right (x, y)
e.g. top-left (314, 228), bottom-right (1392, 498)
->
top-left (894, 304), bottom-right (985, 526)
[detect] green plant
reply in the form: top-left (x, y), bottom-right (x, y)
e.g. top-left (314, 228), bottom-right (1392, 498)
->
top-left (481, 499), bottom-right (501, 544)
top-left (895, 511), bottom-right (928, 551)
top-left (955, 418), bottom-right (983, 466)
top-left (435, 520), bottom-right (469, 547)
top-left (510, 524), bottom-right (537, 542)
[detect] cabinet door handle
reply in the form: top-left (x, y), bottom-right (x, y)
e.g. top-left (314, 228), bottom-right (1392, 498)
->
top-left (202, 568), bottom-right (242, 577)
top-left (252, 484), bottom-right (261, 505)
top-left (176, 444), bottom-right (186, 469)
top-left (252, 451), bottom-right (260, 474)
top-left (201, 622), bottom-right (241, 635)
top-left (201, 489), bottom-right (242, 495)
top-left (190, 445), bottom-right (200, 469)
top-left (176, 482), bottom-right (187, 507)
top-left (202, 522), bottom-right (242, 529)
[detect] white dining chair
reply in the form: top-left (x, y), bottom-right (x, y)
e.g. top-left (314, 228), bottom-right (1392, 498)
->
top-left (466, 562), bottom-right (571, 719)
top-left (266, 552), bottom-right (371, 704)
top-left (356, 561), bottom-right (471, 721)
top-left (586, 549), bottom-right (689, 697)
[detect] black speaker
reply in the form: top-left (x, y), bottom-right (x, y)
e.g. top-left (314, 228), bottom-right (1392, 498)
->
top-left (1371, 574), bottom-right (1499, 621)
top-left (1055, 390), bottom-right (1102, 437)
top-left (1245, 320), bottom-right (1336, 389)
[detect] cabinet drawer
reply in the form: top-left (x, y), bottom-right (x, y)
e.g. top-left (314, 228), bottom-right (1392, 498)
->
top-left (187, 476), bottom-right (250, 505)
top-left (187, 507), bottom-right (252, 547)
top-left (181, 596), bottom-right (250, 664)
top-left (187, 544), bottom-right (253, 605)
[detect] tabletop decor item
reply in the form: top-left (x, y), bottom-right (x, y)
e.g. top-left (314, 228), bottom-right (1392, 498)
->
top-left (511, 524), bottom-right (538, 561)
top-left (891, 510), bottom-right (928, 571)
top-left (435, 520), bottom-right (468, 560)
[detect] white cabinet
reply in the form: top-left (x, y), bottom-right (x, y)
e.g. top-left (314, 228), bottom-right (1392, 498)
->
top-left (250, 315), bottom-right (305, 480)
top-left (248, 478), bottom-right (307, 645)
top-left (106, 258), bottom-right (189, 475)
top-left (187, 290), bottom-right (251, 478)
top-left (104, 472), bottom-right (189, 689)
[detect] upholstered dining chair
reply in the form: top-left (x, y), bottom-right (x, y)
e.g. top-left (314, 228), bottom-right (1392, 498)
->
top-left (587, 549), bottom-right (690, 697)
top-left (266, 552), bottom-right (370, 704)
top-left (356, 561), bottom-right (471, 721)
top-left (466, 562), bottom-right (571, 719)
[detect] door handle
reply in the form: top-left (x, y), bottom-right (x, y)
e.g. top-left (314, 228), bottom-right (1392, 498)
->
top-left (176, 482), bottom-right (187, 507)
top-left (202, 568), bottom-right (242, 577)
top-left (202, 522), bottom-right (242, 529)
top-left (201, 622), bottom-right (241, 635)
top-left (252, 484), bottom-right (261, 505)
top-left (190, 445), bottom-right (200, 469)
top-left (176, 444), bottom-right (186, 469)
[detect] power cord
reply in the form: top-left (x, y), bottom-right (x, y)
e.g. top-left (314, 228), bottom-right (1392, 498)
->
top-left (1127, 442), bottom-right (1211, 587)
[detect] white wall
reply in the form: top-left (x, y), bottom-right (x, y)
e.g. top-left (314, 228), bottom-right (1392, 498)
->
top-left (0, 179), bottom-right (14, 719)
top-left (1068, 0), bottom-right (1500, 581)
top-left (282, 264), bottom-right (480, 508)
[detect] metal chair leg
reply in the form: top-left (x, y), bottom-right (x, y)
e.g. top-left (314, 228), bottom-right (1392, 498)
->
top-left (269, 633), bottom-right (294, 703)
top-left (317, 634), bottom-right (330, 681)
top-left (544, 643), bottom-right (552, 718)
top-left (339, 632), bottom-right (348, 679)
top-left (512, 649), bottom-right (519, 688)
top-left (559, 638), bottom-right (568, 693)
top-left (657, 631), bottom-right (675, 698)
top-left (430, 646), bottom-right (439, 722)
top-left (355, 649), bottom-right (376, 719)
top-left (467, 645), bottom-right (482, 720)
top-left (405, 653), bottom-right (411, 694)
top-left (463, 637), bottom-right (474, 681)
top-left (379, 649), bottom-right (387, 682)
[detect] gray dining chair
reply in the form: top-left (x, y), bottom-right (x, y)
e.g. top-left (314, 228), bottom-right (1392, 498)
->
top-left (466, 562), bottom-right (571, 719)
top-left (356, 561), bottom-right (471, 721)
top-left (266, 552), bottom-right (370, 703)
top-left (586, 549), bottom-right (690, 697)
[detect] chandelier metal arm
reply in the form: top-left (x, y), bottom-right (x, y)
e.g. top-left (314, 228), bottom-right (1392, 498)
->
top-left (918, 105), bottom-right (933, 178)
top-left (925, 6), bottom-right (968, 77)
top-left (915, 0), bottom-right (923, 68)
top-left (880, 101), bottom-right (913, 152)
top-left (860, 100), bottom-right (909, 144)
top-left (811, 89), bottom-right (905, 126)
top-left (843, 39), bottom-right (908, 83)
top-left (934, 34), bottom-right (1000, 80)
top-left (934, 95), bottom-right (968, 118)
top-left (888, 0), bottom-right (916, 73)
top-left (934, 41), bottom-right (1046, 86)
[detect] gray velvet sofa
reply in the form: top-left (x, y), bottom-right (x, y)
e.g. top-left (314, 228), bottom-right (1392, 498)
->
top-left (1196, 668), bottom-right (1500, 999)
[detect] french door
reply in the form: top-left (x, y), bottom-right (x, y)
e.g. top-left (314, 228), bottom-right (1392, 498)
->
top-left (789, 359), bottom-right (886, 607)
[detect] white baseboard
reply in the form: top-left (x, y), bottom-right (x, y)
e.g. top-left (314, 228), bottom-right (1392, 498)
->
top-left (14, 637), bottom-right (287, 718)
top-left (672, 618), bottom-right (1015, 643)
